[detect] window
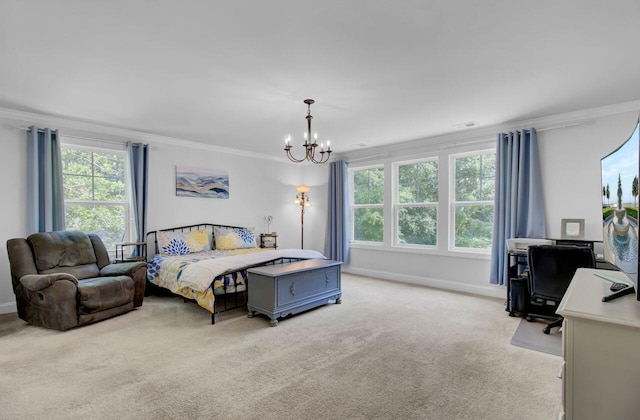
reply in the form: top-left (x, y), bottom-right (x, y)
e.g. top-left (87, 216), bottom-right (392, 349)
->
top-left (61, 146), bottom-right (130, 252)
top-left (451, 151), bottom-right (495, 250)
top-left (395, 159), bottom-right (438, 246)
top-left (351, 167), bottom-right (384, 242)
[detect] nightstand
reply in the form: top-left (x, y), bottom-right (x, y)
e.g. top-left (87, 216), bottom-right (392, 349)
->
top-left (260, 233), bottom-right (277, 249)
top-left (114, 242), bottom-right (147, 263)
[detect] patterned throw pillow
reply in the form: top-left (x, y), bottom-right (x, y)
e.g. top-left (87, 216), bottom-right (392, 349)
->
top-left (213, 226), bottom-right (257, 250)
top-left (157, 229), bottom-right (210, 255)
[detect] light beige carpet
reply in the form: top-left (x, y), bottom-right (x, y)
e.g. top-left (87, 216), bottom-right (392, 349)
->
top-left (0, 274), bottom-right (562, 420)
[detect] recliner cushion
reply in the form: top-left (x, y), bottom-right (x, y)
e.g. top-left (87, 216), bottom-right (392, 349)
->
top-left (78, 276), bottom-right (134, 314)
top-left (28, 231), bottom-right (100, 280)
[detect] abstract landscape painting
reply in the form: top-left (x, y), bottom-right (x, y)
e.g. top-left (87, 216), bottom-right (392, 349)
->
top-left (176, 166), bottom-right (229, 199)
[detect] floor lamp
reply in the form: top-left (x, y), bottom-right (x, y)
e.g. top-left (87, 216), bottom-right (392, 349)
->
top-left (294, 185), bottom-right (311, 249)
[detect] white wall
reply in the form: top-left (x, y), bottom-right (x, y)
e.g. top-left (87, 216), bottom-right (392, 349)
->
top-left (145, 142), bottom-right (328, 250)
top-left (0, 118), bottom-right (29, 314)
top-left (340, 107), bottom-right (640, 299)
top-left (539, 111), bottom-right (640, 241)
top-left (0, 114), bottom-right (329, 314)
top-left (1, 104), bottom-right (638, 313)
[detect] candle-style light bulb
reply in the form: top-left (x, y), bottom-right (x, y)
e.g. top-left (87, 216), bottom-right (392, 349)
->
top-left (327, 140), bottom-right (331, 151)
top-left (314, 132), bottom-right (318, 140)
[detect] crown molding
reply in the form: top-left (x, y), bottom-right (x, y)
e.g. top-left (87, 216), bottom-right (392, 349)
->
top-left (335, 99), bottom-right (640, 161)
top-left (0, 107), bottom-right (283, 162)
top-left (3, 99), bottom-right (639, 164)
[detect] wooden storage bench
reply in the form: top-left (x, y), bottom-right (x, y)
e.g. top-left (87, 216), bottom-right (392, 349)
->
top-left (247, 259), bottom-right (342, 326)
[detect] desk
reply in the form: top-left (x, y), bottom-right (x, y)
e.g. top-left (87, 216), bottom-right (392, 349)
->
top-left (557, 268), bottom-right (640, 420)
top-left (505, 246), bottom-right (616, 316)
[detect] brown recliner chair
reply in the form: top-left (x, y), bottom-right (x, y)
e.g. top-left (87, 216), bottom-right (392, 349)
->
top-left (7, 230), bottom-right (147, 331)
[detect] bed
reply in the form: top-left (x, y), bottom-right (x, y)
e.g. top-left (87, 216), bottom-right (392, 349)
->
top-left (145, 223), bottom-right (325, 323)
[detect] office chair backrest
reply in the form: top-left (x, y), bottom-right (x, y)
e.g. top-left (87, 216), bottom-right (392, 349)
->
top-left (527, 245), bottom-right (596, 301)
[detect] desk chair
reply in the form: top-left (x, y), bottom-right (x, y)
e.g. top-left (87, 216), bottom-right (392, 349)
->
top-left (527, 244), bottom-right (595, 334)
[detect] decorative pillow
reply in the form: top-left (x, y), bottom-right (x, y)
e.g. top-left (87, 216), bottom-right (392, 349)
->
top-left (213, 226), bottom-right (257, 250)
top-left (157, 229), bottom-right (210, 255)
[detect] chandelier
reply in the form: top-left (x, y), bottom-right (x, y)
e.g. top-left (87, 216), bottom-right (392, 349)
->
top-left (284, 99), bottom-right (332, 164)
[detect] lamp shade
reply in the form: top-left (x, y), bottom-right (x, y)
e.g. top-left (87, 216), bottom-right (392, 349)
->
top-left (295, 185), bottom-right (311, 194)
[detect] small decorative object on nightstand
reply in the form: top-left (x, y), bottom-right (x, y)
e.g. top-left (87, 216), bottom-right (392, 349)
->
top-left (260, 233), bottom-right (278, 249)
top-left (115, 242), bottom-right (147, 263)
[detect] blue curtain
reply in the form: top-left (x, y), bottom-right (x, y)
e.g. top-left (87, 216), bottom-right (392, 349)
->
top-left (324, 160), bottom-right (350, 262)
top-left (27, 126), bottom-right (65, 233)
top-left (490, 128), bottom-right (546, 285)
top-left (127, 142), bottom-right (149, 255)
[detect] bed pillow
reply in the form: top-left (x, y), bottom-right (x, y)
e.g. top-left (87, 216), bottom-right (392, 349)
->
top-left (157, 229), bottom-right (210, 255)
top-left (213, 226), bottom-right (257, 250)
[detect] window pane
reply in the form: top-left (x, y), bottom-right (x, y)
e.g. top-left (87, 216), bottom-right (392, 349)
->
top-left (418, 183), bottom-right (438, 203)
top-left (454, 205), bottom-right (494, 249)
top-left (455, 154), bottom-right (495, 201)
top-left (62, 149), bottom-right (92, 175)
top-left (398, 161), bottom-right (437, 203)
top-left (353, 170), bottom-right (369, 188)
top-left (62, 146), bottom-right (128, 251)
top-left (94, 176), bottom-right (126, 201)
top-left (481, 177), bottom-right (495, 200)
top-left (398, 164), bottom-right (415, 185)
top-left (481, 153), bottom-right (496, 201)
top-left (93, 152), bottom-right (125, 178)
top-left (398, 206), bottom-right (437, 245)
top-left (353, 208), bottom-right (383, 242)
top-left (455, 155), bottom-right (480, 201)
top-left (63, 175), bottom-right (93, 201)
top-left (62, 149), bottom-right (126, 202)
top-left (353, 168), bottom-right (384, 205)
top-left (65, 204), bottom-right (126, 251)
top-left (398, 185), bottom-right (414, 203)
top-left (369, 185), bottom-right (384, 204)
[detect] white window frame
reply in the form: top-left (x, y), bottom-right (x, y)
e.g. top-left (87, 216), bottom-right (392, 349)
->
top-left (392, 157), bottom-right (439, 249)
top-left (60, 142), bottom-right (134, 254)
top-left (449, 149), bottom-right (495, 254)
top-left (350, 164), bottom-right (385, 245)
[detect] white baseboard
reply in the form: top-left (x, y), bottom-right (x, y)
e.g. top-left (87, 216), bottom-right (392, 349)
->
top-left (343, 267), bottom-right (506, 300)
top-left (0, 301), bottom-right (17, 315)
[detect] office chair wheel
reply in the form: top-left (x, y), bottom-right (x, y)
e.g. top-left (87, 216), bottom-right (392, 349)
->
top-left (525, 315), bottom-right (534, 322)
top-left (543, 326), bottom-right (551, 335)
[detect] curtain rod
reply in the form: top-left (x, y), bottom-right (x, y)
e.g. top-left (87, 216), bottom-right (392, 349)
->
top-left (18, 126), bottom-right (136, 146)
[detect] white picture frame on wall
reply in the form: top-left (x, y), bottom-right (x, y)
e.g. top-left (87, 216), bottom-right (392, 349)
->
top-left (561, 218), bottom-right (585, 240)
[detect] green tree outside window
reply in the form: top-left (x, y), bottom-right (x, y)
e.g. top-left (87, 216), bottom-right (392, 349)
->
top-left (453, 153), bottom-right (495, 249)
top-left (396, 160), bottom-right (438, 246)
top-left (352, 167), bottom-right (384, 242)
top-left (61, 147), bottom-right (127, 251)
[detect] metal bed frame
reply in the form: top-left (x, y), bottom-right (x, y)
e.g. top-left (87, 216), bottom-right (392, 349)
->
top-left (146, 223), bottom-right (301, 324)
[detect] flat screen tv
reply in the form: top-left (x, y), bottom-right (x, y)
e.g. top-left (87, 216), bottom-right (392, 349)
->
top-left (600, 120), bottom-right (640, 301)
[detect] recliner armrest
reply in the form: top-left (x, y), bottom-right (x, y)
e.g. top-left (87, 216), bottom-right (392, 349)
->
top-left (17, 273), bottom-right (79, 331)
top-left (99, 262), bottom-right (147, 307)
top-left (99, 261), bottom-right (146, 277)
top-left (20, 273), bottom-right (78, 292)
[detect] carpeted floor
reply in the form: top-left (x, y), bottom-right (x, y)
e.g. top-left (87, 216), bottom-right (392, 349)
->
top-left (0, 274), bottom-right (562, 420)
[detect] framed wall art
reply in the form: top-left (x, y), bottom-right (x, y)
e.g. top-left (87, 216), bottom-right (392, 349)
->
top-left (176, 166), bottom-right (229, 199)
top-left (561, 218), bottom-right (585, 240)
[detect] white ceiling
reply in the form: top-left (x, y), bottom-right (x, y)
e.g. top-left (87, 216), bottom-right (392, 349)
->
top-left (1, 1), bottom-right (640, 158)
